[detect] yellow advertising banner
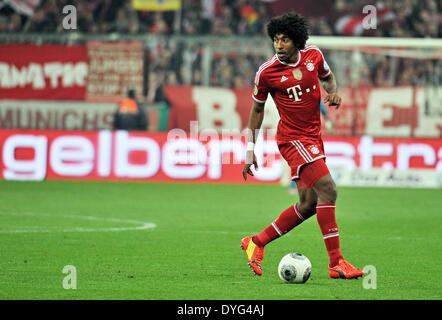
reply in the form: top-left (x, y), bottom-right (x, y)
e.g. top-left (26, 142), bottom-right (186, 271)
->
top-left (131, 0), bottom-right (182, 11)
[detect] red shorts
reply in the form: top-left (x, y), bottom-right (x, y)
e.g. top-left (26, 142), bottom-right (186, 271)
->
top-left (278, 138), bottom-right (329, 189)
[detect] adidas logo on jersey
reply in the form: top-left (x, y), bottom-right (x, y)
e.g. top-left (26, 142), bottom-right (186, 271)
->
top-left (280, 75), bottom-right (288, 82)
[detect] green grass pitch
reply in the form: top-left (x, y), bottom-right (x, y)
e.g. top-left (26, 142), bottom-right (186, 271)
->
top-left (0, 180), bottom-right (440, 300)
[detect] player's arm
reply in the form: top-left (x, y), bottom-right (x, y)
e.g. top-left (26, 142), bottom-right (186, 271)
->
top-left (242, 101), bottom-right (265, 181)
top-left (320, 72), bottom-right (342, 109)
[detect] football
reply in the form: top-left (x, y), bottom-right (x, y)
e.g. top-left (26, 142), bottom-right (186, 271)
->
top-left (278, 253), bottom-right (312, 284)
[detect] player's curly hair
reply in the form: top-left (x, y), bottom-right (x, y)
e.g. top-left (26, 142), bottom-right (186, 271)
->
top-left (266, 12), bottom-right (310, 50)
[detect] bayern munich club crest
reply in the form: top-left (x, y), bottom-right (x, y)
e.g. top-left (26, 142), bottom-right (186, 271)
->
top-left (305, 59), bottom-right (314, 72)
top-left (309, 145), bottom-right (320, 155)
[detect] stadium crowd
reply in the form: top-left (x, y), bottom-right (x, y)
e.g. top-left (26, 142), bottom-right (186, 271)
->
top-left (0, 0), bottom-right (440, 37)
top-left (0, 0), bottom-right (440, 100)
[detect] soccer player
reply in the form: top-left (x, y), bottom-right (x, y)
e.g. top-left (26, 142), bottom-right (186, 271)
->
top-left (241, 12), bottom-right (364, 279)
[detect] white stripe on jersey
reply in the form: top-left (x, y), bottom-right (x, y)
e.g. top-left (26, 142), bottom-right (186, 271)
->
top-left (301, 45), bottom-right (325, 57)
top-left (254, 55), bottom-right (277, 86)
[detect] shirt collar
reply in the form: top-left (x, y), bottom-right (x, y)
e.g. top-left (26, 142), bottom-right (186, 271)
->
top-left (275, 51), bottom-right (301, 67)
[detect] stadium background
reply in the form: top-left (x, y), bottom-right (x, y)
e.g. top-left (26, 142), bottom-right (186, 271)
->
top-left (0, 0), bottom-right (441, 301)
top-left (0, 0), bottom-right (440, 186)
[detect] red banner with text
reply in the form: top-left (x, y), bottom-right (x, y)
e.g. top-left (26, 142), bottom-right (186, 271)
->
top-left (0, 130), bottom-right (440, 186)
top-left (0, 44), bottom-right (88, 100)
top-left (0, 43), bottom-right (144, 102)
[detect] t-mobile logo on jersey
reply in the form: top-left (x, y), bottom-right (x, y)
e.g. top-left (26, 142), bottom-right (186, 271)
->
top-left (287, 85), bottom-right (317, 102)
top-left (287, 85), bottom-right (303, 102)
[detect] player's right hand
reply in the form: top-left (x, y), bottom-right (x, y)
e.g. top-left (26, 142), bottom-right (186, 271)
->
top-left (243, 150), bottom-right (258, 181)
top-left (324, 93), bottom-right (342, 109)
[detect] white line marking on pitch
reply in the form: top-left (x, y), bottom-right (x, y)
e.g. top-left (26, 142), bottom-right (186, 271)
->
top-left (0, 212), bottom-right (156, 233)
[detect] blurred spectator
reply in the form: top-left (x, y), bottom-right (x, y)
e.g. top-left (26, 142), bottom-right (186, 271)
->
top-left (182, 0), bottom-right (211, 34)
top-left (237, 0), bottom-right (262, 34)
top-left (212, 6), bottom-right (236, 35)
top-left (0, 15), bottom-right (8, 32)
top-left (373, 57), bottom-right (394, 87)
top-left (149, 12), bottom-right (171, 35)
top-left (311, 17), bottom-right (334, 36)
top-left (112, 7), bottom-right (130, 33)
top-left (212, 55), bottom-right (235, 86)
top-left (27, 5), bottom-right (57, 32)
top-left (146, 69), bottom-right (165, 103)
top-left (8, 13), bottom-right (23, 32)
top-left (113, 89), bottom-right (148, 131)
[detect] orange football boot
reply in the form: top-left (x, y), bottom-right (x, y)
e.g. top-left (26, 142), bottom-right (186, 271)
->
top-left (328, 259), bottom-right (364, 279)
top-left (240, 236), bottom-right (265, 276)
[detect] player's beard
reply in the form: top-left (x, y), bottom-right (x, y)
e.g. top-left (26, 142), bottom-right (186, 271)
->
top-left (277, 49), bottom-right (298, 63)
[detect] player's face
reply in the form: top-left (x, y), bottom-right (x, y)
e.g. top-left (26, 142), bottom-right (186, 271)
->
top-left (273, 34), bottom-right (297, 63)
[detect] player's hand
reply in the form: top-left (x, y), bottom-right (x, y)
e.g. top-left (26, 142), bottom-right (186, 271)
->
top-left (324, 93), bottom-right (342, 109)
top-left (242, 150), bottom-right (258, 181)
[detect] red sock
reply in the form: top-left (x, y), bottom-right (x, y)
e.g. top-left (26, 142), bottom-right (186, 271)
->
top-left (252, 203), bottom-right (305, 247)
top-left (316, 203), bottom-right (343, 267)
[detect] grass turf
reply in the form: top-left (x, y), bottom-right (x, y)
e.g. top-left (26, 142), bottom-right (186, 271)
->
top-left (0, 180), bottom-right (440, 300)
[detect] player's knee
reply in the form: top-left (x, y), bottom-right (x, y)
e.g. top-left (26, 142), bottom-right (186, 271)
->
top-left (314, 177), bottom-right (337, 203)
top-left (323, 182), bottom-right (337, 203)
top-left (298, 188), bottom-right (317, 218)
top-left (299, 201), bottom-right (317, 218)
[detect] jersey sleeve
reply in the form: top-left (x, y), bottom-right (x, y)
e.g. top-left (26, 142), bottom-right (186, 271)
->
top-left (316, 48), bottom-right (332, 79)
top-left (252, 69), bottom-right (270, 104)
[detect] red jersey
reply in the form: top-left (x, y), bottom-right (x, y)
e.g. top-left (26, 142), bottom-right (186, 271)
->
top-left (252, 45), bottom-right (332, 143)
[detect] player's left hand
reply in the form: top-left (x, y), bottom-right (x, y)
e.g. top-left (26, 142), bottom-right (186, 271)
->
top-left (242, 150), bottom-right (258, 181)
top-left (324, 93), bottom-right (342, 109)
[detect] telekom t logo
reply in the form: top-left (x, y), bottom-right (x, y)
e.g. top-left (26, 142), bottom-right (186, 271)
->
top-left (287, 85), bottom-right (303, 102)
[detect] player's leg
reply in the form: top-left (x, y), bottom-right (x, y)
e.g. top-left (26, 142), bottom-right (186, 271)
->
top-left (299, 160), bottom-right (341, 264)
top-left (241, 180), bottom-right (312, 276)
top-left (311, 173), bottom-right (337, 204)
top-left (252, 184), bottom-right (318, 247)
top-left (251, 203), bottom-right (304, 248)
top-left (296, 182), bottom-right (317, 220)
top-left (303, 166), bottom-right (342, 267)
top-left (299, 159), bottom-right (364, 279)
top-left (312, 174), bottom-right (343, 268)
top-left (251, 177), bottom-right (315, 249)
top-left (241, 177), bottom-right (318, 276)
top-left (297, 160), bottom-right (340, 265)
top-left (314, 174), bottom-right (363, 278)
top-left (241, 142), bottom-right (313, 276)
